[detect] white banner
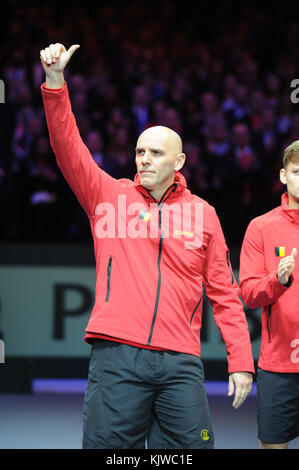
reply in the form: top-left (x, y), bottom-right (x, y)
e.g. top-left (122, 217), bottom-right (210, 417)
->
top-left (0, 265), bottom-right (261, 359)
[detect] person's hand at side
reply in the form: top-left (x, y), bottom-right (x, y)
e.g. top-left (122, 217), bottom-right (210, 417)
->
top-left (228, 371), bottom-right (253, 409)
top-left (40, 43), bottom-right (80, 88)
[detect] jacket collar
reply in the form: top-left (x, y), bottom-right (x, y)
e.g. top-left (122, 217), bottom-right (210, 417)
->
top-left (281, 192), bottom-right (299, 224)
top-left (134, 171), bottom-right (188, 204)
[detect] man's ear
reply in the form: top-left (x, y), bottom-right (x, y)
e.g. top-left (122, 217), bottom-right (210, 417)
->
top-left (280, 168), bottom-right (287, 185)
top-left (175, 153), bottom-right (186, 171)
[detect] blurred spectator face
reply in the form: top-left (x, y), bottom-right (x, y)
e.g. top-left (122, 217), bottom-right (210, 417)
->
top-left (86, 131), bottom-right (103, 154)
top-left (235, 85), bottom-right (248, 104)
top-left (233, 123), bottom-right (250, 148)
top-left (133, 86), bottom-right (149, 107)
top-left (76, 114), bottom-right (91, 137)
top-left (201, 92), bottom-right (217, 113)
top-left (151, 100), bottom-right (167, 123)
top-left (116, 151), bottom-right (129, 166)
top-left (261, 108), bottom-right (276, 129)
top-left (291, 113), bottom-right (299, 132)
top-left (224, 74), bottom-right (237, 95)
top-left (183, 142), bottom-right (200, 167)
top-left (70, 74), bottom-right (88, 93)
top-left (165, 108), bottom-right (182, 133)
top-left (17, 83), bottom-right (32, 105)
top-left (244, 60), bottom-right (258, 84)
top-left (35, 136), bottom-right (50, 156)
top-left (213, 121), bottom-right (228, 142)
top-left (266, 73), bottom-right (280, 94)
top-left (110, 107), bottom-right (125, 125)
top-left (211, 59), bottom-right (223, 78)
top-left (251, 90), bottom-right (265, 112)
top-left (28, 114), bottom-right (43, 137)
top-left (115, 128), bottom-right (130, 147)
top-left (105, 84), bottom-right (118, 105)
top-left (73, 92), bottom-right (87, 113)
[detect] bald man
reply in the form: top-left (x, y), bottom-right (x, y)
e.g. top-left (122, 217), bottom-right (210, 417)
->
top-left (135, 125), bottom-right (186, 200)
top-left (40, 44), bottom-right (254, 449)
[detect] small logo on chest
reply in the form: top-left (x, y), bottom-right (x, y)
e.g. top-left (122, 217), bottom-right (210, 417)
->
top-left (275, 246), bottom-right (286, 257)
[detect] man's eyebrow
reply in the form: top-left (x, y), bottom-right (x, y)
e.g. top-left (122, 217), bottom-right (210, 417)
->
top-left (135, 147), bottom-right (165, 152)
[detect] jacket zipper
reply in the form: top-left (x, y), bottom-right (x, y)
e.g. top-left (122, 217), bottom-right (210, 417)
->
top-left (105, 256), bottom-right (112, 302)
top-left (226, 250), bottom-right (234, 284)
top-left (147, 184), bottom-right (177, 345)
top-left (266, 305), bottom-right (272, 343)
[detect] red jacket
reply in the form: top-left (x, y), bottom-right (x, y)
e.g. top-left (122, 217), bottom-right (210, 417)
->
top-left (239, 192), bottom-right (299, 372)
top-left (41, 82), bottom-right (254, 374)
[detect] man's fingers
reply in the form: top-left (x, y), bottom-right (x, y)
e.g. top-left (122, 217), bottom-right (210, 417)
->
top-left (277, 251), bottom-right (296, 283)
top-left (67, 44), bottom-right (80, 57)
top-left (49, 44), bottom-right (57, 63)
top-left (44, 47), bottom-right (52, 64)
top-left (232, 391), bottom-right (247, 409)
top-left (40, 43), bottom-right (77, 61)
top-left (228, 372), bottom-right (252, 409)
top-left (40, 43), bottom-right (79, 73)
top-left (54, 43), bottom-right (63, 58)
top-left (232, 383), bottom-right (251, 409)
top-left (228, 376), bottom-right (234, 396)
top-left (40, 50), bottom-right (46, 64)
top-left (49, 44), bottom-right (56, 56)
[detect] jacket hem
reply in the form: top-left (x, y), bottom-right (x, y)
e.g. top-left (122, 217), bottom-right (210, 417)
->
top-left (84, 328), bottom-right (201, 358)
top-left (258, 361), bottom-right (299, 373)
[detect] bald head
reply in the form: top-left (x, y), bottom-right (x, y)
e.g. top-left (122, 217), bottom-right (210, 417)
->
top-left (137, 126), bottom-right (183, 155)
top-left (135, 125), bottom-right (186, 201)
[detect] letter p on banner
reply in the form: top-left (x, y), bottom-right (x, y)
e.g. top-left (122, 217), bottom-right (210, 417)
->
top-left (0, 80), bottom-right (4, 104)
top-left (0, 339), bottom-right (5, 363)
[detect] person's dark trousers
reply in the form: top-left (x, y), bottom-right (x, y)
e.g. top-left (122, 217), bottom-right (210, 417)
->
top-left (82, 340), bottom-right (214, 449)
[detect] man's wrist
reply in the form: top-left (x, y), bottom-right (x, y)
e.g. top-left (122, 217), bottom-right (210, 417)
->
top-left (283, 276), bottom-right (293, 287)
top-left (45, 72), bottom-right (65, 89)
top-left (277, 273), bottom-right (293, 287)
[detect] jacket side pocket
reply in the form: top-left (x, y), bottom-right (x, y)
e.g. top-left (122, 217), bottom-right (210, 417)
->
top-left (190, 289), bottom-right (204, 325)
top-left (266, 304), bottom-right (272, 343)
top-left (226, 249), bottom-right (234, 285)
top-left (105, 256), bottom-right (112, 302)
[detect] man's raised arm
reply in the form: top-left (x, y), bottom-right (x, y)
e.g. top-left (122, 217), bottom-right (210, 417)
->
top-left (40, 43), bottom-right (119, 216)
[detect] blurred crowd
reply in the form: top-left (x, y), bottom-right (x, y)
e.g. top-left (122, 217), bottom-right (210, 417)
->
top-left (1, 0), bottom-right (299, 246)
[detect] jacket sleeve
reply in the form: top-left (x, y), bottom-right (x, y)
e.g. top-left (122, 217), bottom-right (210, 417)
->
top-left (239, 219), bottom-right (290, 309)
top-left (41, 81), bottom-right (119, 216)
top-left (203, 206), bottom-right (255, 374)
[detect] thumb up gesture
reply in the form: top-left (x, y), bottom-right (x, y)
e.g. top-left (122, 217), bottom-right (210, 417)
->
top-left (277, 247), bottom-right (297, 285)
top-left (40, 43), bottom-right (80, 88)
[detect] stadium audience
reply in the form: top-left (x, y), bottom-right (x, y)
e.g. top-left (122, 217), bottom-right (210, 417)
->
top-left (1, 0), bottom-right (298, 245)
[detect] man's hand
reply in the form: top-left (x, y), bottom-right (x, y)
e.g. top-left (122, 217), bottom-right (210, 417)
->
top-left (277, 248), bottom-right (297, 285)
top-left (40, 43), bottom-right (80, 88)
top-left (228, 372), bottom-right (253, 409)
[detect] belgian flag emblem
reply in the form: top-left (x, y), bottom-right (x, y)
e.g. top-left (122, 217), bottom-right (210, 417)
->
top-left (275, 246), bottom-right (285, 257)
top-left (139, 209), bottom-right (151, 222)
